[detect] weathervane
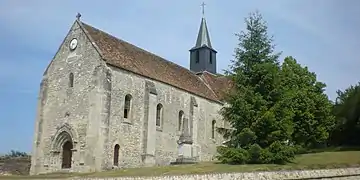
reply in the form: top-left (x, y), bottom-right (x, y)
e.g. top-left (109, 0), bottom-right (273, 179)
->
top-left (201, 2), bottom-right (206, 16)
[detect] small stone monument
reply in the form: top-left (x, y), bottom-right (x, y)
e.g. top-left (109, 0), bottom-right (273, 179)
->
top-left (171, 117), bottom-right (197, 164)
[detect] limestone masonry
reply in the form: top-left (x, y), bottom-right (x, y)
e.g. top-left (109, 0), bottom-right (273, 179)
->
top-left (29, 168), bottom-right (360, 180)
top-left (30, 15), bottom-right (232, 175)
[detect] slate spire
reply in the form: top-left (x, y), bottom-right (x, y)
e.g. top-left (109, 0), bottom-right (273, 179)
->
top-left (193, 17), bottom-right (212, 49)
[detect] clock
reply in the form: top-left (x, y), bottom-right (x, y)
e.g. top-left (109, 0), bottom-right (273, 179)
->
top-left (69, 38), bottom-right (78, 50)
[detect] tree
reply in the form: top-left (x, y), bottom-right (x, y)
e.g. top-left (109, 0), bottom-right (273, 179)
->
top-left (4, 150), bottom-right (29, 158)
top-left (330, 83), bottom-right (360, 146)
top-left (279, 57), bottom-right (335, 148)
top-left (217, 11), bottom-right (296, 164)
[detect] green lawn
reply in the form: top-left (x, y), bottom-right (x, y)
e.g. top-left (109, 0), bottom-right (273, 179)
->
top-left (2, 150), bottom-right (360, 179)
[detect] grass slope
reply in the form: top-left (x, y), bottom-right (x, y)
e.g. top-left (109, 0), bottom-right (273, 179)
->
top-left (0, 157), bottom-right (30, 176)
top-left (2, 150), bottom-right (360, 179)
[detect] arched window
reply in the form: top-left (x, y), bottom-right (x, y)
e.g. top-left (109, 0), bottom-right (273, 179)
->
top-left (69, 73), bottom-right (74, 88)
top-left (178, 111), bottom-right (184, 131)
top-left (212, 120), bottom-right (216, 139)
top-left (124, 94), bottom-right (132, 119)
top-left (156, 103), bottom-right (163, 127)
top-left (113, 144), bottom-right (120, 166)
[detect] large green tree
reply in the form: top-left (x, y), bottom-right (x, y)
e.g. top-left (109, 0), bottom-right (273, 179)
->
top-left (330, 83), bottom-right (360, 146)
top-left (279, 57), bottom-right (335, 148)
top-left (217, 11), bottom-right (296, 164)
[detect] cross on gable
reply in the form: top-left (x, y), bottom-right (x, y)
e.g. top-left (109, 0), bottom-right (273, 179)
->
top-left (76, 13), bottom-right (81, 20)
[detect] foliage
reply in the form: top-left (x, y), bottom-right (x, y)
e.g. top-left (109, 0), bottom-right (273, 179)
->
top-left (217, 11), bottom-right (295, 164)
top-left (217, 11), bottom-right (335, 165)
top-left (3, 150), bottom-right (29, 158)
top-left (329, 82), bottom-right (360, 146)
top-left (216, 146), bottom-right (250, 164)
top-left (279, 57), bottom-right (335, 148)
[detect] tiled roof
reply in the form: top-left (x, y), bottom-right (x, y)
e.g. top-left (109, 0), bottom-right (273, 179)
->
top-left (199, 71), bottom-right (233, 101)
top-left (80, 21), bottom-right (229, 103)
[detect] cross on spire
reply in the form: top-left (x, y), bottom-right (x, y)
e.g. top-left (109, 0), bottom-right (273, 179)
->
top-left (201, 2), bottom-right (206, 16)
top-left (76, 13), bottom-right (81, 20)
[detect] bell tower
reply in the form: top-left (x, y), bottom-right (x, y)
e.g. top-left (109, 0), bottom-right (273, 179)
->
top-left (189, 3), bottom-right (217, 74)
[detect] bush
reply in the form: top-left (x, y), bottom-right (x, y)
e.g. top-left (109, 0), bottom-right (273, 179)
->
top-left (217, 141), bottom-right (296, 165)
top-left (216, 146), bottom-right (250, 164)
top-left (247, 144), bottom-right (262, 164)
top-left (267, 141), bottom-right (296, 164)
top-left (259, 148), bottom-right (273, 163)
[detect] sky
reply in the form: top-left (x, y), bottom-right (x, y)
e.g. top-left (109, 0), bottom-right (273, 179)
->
top-left (0, 0), bottom-right (359, 153)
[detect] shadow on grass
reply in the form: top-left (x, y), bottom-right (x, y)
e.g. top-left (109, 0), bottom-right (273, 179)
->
top-left (304, 146), bottom-right (360, 154)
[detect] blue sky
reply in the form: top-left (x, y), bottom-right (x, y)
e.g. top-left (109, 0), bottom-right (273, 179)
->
top-left (0, 0), bottom-right (359, 153)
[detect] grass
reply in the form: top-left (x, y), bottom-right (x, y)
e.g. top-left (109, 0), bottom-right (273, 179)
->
top-left (2, 150), bottom-right (360, 179)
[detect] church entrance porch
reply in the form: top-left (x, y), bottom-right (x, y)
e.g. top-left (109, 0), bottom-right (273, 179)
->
top-left (61, 141), bottom-right (73, 169)
top-left (49, 124), bottom-right (79, 172)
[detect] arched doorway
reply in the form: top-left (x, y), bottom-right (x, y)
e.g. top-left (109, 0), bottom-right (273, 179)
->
top-left (61, 141), bottom-right (73, 169)
top-left (113, 144), bottom-right (120, 166)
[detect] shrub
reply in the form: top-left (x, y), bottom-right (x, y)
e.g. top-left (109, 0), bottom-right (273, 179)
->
top-left (267, 141), bottom-right (296, 164)
top-left (216, 146), bottom-right (250, 164)
top-left (247, 143), bottom-right (262, 164)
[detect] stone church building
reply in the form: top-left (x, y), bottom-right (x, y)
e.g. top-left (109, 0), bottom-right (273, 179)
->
top-left (30, 14), bottom-right (232, 175)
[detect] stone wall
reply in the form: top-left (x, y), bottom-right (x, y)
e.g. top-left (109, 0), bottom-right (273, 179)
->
top-left (107, 65), bottom-right (227, 168)
top-left (67, 168), bottom-right (360, 180)
top-left (30, 20), bottom-right (107, 175)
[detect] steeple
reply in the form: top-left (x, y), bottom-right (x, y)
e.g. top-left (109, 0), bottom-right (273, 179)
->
top-left (194, 17), bottom-right (212, 49)
top-left (189, 3), bottom-right (217, 74)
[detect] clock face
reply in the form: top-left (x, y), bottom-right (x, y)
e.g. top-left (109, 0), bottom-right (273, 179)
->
top-left (69, 38), bottom-right (78, 50)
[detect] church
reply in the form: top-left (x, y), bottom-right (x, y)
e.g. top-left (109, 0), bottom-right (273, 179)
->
top-left (30, 12), bottom-right (232, 175)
